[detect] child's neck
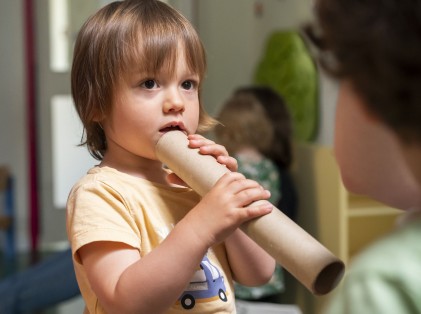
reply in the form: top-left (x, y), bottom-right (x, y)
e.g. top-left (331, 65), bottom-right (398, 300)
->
top-left (100, 155), bottom-right (169, 185)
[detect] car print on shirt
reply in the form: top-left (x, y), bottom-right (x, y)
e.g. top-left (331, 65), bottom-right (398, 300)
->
top-left (177, 255), bottom-right (228, 310)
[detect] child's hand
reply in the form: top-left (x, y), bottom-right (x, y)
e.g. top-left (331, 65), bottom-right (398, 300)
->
top-left (187, 133), bottom-right (238, 172)
top-left (166, 133), bottom-right (237, 186)
top-left (185, 171), bottom-right (273, 247)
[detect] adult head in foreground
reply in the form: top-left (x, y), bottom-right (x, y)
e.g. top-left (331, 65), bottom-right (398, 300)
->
top-left (306, 0), bottom-right (421, 313)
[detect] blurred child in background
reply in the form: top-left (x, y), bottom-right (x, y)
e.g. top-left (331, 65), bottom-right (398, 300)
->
top-left (215, 86), bottom-right (297, 303)
top-left (234, 86), bottom-right (298, 221)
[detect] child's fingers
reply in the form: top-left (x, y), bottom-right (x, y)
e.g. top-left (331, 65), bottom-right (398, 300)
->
top-left (198, 143), bottom-right (229, 157)
top-left (218, 171), bottom-right (246, 185)
top-left (216, 155), bottom-right (238, 172)
top-left (187, 134), bottom-right (229, 157)
top-left (218, 173), bottom-right (271, 206)
top-left (236, 184), bottom-right (271, 207)
top-left (187, 133), bottom-right (205, 140)
top-left (244, 200), bottom-right (273, 217)
top-left (190, 140), bottom-right (229, 158)
top-left (187, 134), bottom-right (213, 148)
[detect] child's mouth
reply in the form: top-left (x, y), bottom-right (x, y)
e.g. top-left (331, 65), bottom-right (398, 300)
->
top-left (160, 126), bottom-right (182, 133)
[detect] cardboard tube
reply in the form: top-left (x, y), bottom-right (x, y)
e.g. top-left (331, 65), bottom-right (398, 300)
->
top-left (156, 131), bottom-right (345, 295)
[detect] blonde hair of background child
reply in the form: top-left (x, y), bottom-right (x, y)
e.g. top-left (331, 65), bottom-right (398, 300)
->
top-left (215, 93), bottom-right (274, 155)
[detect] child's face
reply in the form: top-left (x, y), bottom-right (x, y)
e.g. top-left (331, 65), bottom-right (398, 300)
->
top-left (101, 46), bottom-right (200, 162)
top-left (334, 81), bottom-right (421, 209)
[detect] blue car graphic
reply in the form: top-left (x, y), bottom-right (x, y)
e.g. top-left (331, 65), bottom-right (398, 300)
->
top-left (178, 255), bottom-right (228, 310)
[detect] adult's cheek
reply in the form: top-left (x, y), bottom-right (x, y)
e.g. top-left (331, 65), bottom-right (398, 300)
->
top-left (334, 82), bottom-right (420, 210)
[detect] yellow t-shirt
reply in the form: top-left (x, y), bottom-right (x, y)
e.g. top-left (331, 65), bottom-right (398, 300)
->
top-left (67, 166), bottom-right (235, 313)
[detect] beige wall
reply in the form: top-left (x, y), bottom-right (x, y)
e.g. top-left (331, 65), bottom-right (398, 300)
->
top-left (197, 0), bottom-right (313, 116)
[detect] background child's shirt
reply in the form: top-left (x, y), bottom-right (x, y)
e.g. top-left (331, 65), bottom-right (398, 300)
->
top-left (234, 153), bottom-right (285, 300)
top-left (236, 153), bottom-right (281, 205)
top-left (67, 166), bottom-right (235, 313)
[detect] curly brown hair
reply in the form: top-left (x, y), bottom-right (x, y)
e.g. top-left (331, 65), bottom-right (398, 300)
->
top-left (305, 0), bottom-right (421, 144)
top-left (71, 0), bottom-right (216, 160)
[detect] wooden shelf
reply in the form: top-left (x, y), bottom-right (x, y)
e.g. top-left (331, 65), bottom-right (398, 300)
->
top-left (290, 142), bottom-right (401, 314)
top-left (292, 143), bottom-right (401, 263)
top-left (348, 214), bottom-right (398, 259)
top-left (347, 207), bottom-right (401, 217)
top-left (347, 194), bottom-right (402, 215)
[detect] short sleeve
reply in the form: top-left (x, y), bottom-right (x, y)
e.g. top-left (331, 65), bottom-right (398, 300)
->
top-left (67, 180), bottom-right (141, 263)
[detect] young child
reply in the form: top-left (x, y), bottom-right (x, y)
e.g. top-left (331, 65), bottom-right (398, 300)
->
top-left (233, 86), bottom-right (298, 221)
top-left (214, 87), bottom-right (291, 303)
top-left (215, 89), bottom-right (281, 207)
top-left (305, 0), bottom-right (421, 313)
top-left (67, 1), bottom-right (275, 313)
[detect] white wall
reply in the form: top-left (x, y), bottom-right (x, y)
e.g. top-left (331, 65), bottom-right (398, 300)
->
top-left (198, 0), bottom-right (313, 116)
top-left (195, 0), bottom-right (337, 145)
top-left (317, 72), bottom-right (338, 146)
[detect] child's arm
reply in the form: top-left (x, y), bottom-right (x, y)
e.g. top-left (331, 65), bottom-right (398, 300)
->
top-left (225, 229), bottom-right (276, 286)
top-left (187, 134), bottom-right (276, 286)
top-left (77, 137), bottom-right (273, 314)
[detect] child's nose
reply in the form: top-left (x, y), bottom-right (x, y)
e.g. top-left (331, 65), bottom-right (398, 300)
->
top-left (163, 90), bottom-right (185, 113)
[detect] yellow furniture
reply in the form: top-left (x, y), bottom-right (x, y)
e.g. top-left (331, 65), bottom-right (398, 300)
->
top-left (290, 143), bottom-right (402, 314)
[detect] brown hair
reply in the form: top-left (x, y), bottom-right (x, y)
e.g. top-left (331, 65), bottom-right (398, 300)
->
top-left (215, 93), bottom-right (274, 157)
top-left (71, 0), bottom-right (216, 160)
top-left (234, 86), bottom-right (293, 169)
top-left (305, 0), bottom-right (421, 144)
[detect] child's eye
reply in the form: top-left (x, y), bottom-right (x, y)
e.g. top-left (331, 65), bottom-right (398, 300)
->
top-left (181, 80), bottom-right (196, 90)
top-left (141, 79), bottom-right (158, 89)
